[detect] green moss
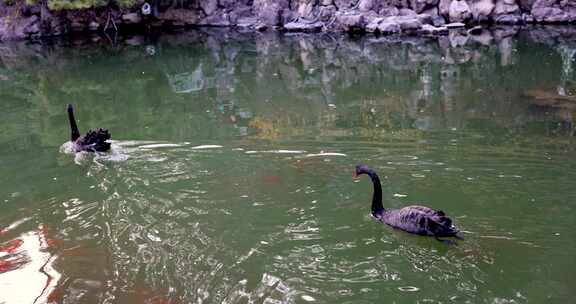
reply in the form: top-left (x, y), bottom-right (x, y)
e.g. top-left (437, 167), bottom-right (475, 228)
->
top-left (115, 0), bottom-right (137, 7)
top-left (2, 0), bottom-right (18, 6)
top-left (49, 0), bottom-right (104, 9)
top-left (47, 0), bottom-right (105, 10)
top-left (3, 0), bottom-right (144, 10)
top-left (1, 0), bottom-right (138, 10)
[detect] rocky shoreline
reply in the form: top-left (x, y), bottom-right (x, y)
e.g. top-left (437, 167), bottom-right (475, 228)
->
top-left (1, 0), bottom-right (575, 41)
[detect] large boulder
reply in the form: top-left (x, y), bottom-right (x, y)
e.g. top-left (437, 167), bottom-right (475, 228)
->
top-left (439, 0), bottom-right (452, 17)
top-left (200, 13), bottom-right (231, 26)
top-left (199, 0), bottom-right (218, 16)
top-left (228, 5), bottom-right (253, 25)
top-left (284, 20), bottom-right (324, 31)
top-left (366, 17), bottom-right (384, 31)
top-left (365, 15), bottom-right (421, 34)
top-left (377, 21), bottom-right (402, 34)
top-left (379, 6), bottom-right (400, 16)
top-left (532, 7), bottom-right (569, 22)
top-left (158, 8), bottom-right (202, 25)
top-left (122, 13), bottom-right (142, 24)
top-left (88, 21), bottom-right (100, 31)
top-left (411, 0), bottom-right (440, 14)
top-left (517, 0), bottom-right (536, 11)
top-left (531, 0), bottom-right (555, 9)
top-left (494, 0), bottom-right (520, 16)
top-left (358, 0), bottom-right (374, 11)
top-left (253, 0), bottom-right (290, 25)
top-left (318, 5), bottom-right (337, 21)
top-left (449, 0), bottom-right (472, 22)
top-left (531, 0), bottom-right (576, 23)
top-left (297, 0), bottom-right (316, 19)
top-left (396, 15), bottom-right (424, 30)
top-left (422, 6), bottom-right (440, 17)
top-left (0, 14), bottom-right (39, 40)
top-left (416, 13), bottom-right (433, 24)
top-left (335, 11), bottom-right (365, 31)
top-left (334, 0), bottom-right (358, 9)
top-left (495, 14), bottom-right (523, 23)
top-left (218, 0), bottom-right (246, 9)
top-left (431, 14), bottom-right (447, 25)
top-left (420, 24), bottom-right (449, 34)
top-left (471, 0), bottom-right (495, 22)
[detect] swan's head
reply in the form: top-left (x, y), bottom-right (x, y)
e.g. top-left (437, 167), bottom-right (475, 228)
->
top-left (67, 104), bottom-right (74, 113)
top-left (353, 164), bottom-right (372, 178)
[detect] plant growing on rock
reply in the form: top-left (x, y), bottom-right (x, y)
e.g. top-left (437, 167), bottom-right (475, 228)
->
top-left (2, 0), bottom-right (141, 10)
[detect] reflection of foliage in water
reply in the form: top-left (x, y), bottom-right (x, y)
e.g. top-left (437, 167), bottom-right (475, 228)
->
top-left (1, 28), bottom-right (576, 155)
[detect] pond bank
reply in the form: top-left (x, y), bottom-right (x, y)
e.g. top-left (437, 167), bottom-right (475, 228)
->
top-left (1, 0), bottom-right (576, 41)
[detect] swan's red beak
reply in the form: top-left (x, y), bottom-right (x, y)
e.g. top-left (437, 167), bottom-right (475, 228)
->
top-left (352, 171), bottom-right (358, 179)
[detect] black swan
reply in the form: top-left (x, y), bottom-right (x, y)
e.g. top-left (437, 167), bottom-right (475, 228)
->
top-left (354, 164), bottom-right (459, 241)
top-left (67, 104), bottom-right (111, 152)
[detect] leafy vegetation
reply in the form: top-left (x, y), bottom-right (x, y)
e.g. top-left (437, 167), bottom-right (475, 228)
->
top-left (48, 0), bottom-right (108, 10)
top-left (1, 0), bottom-right (140, 10)
top-left (48, 0), bottom-right (141, 10)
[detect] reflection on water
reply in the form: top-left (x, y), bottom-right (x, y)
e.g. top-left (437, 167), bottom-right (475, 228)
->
top-left (1, 26), bottom-right (576, 303)
top-left (0, 223), bottom-right (60, 303)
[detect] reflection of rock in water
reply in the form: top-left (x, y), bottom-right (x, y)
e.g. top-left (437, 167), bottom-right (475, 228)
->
top-left (2, 27), bottom-right (576, 143)
top-left (524, 89), bottom-right (576, 114)
top-left (499, 37), bottom-right (516, 67)
top-left (558, 44), bottom-right (576, 95)
top-left (145, 45), bottom-right (157, 56)
top-left (523, 89), bottom-right (576, 135)
top-left (523, 43), bottom-right (576, 133)
top-left (167, 62), bottom-right (205, 93)
top-left (440, 65), bottom-right (459, 112)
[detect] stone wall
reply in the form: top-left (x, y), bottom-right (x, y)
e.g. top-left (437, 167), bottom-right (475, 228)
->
top-left (1, 0), bottom-right (576, 40)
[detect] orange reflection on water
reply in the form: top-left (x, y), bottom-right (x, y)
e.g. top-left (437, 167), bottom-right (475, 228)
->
top-left (0, 225), bottom-right (61, 304)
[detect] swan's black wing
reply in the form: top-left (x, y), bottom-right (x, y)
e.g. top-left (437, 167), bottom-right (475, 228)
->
top-left (382, 205), bottom-right (458, 237)
top-left (75, 128), bottom-right (111, 152)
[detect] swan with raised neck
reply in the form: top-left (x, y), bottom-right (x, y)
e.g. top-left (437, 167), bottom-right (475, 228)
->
top-left (67, 104), bottom-right (111, 153)
top-left (354, 164), bottom-right (460, 241)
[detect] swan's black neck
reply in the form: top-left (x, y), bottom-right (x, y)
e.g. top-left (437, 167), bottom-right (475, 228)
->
top-left (67, 105), bottom-right (80, 141)
top-left (366, 170), bottom-right (385, 216)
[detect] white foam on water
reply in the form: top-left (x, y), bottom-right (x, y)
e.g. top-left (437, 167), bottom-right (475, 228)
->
top-left (139, 143), bottom-right (186, 149)
top-left (245, 150), bottom-right (306, 154)
top-left (190, 145), bottom-right (223, 150)
top-left (305, 152), bottom-right (347, 157)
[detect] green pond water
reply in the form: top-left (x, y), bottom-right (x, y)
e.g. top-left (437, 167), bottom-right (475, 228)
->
top-left (1, 28), bottom-right (575, 304)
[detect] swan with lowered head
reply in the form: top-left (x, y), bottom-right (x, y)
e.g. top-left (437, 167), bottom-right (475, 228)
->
top-left (354, 164), bottom-right (459, 241)
top-left (67, 104), bottom-right (111, 152)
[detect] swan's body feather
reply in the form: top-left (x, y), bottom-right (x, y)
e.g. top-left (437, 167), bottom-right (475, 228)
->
top-left (377, 205), bottom-right (458, 237)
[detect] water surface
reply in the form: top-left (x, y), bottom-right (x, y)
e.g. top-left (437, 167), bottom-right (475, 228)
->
top-left (1, 27), bottom-right (576, 303)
